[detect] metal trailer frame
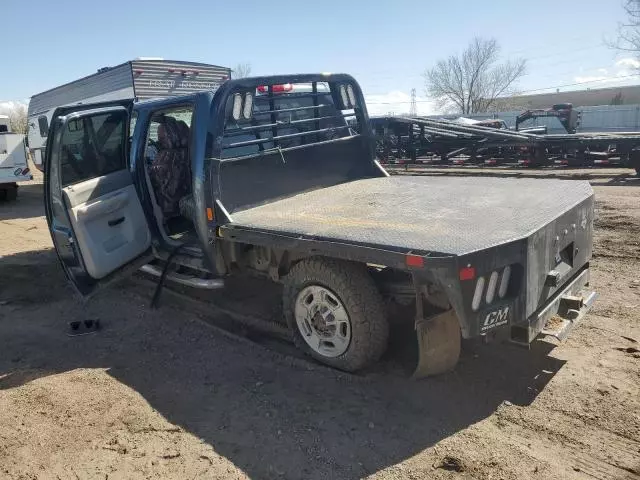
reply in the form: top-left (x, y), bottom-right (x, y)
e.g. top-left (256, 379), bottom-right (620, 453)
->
top-left (372, 116), bottom-right (640, 170)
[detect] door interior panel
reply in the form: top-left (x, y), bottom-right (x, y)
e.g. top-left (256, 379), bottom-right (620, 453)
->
top-left (63, 171), bottom-right (150, 279)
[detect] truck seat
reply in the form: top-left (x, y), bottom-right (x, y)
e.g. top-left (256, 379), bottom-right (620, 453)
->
top-left (148, 117), bottom-right (192, 220)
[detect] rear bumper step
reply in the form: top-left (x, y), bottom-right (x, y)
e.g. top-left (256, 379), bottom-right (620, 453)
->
top-left (139, 264), bottom-right (225, 290)
top-left (510, 267), bottom-right (596, 346)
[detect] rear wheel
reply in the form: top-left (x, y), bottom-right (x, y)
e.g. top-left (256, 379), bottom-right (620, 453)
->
top-left (283, 258), bottom-right (389, 372)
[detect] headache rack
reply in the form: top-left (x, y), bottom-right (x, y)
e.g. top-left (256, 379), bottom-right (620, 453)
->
top-left (201, 74), bottom-right (383, 218)
top-left (207, 74), bottom-right (371, 160)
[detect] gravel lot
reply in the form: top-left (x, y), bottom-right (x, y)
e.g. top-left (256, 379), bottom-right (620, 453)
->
top-left (0, 168), bottom-right (639, 479)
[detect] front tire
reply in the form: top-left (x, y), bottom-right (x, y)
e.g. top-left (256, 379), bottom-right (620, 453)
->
top-left (283, 258), bottom-right (389, 372)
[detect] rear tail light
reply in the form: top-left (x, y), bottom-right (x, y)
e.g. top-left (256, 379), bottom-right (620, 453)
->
top-left (471, 265), bottom-right (513, 311)
top-left (459, 266), bottom-right (475, 281)
top-left (485, 271), bottom-right (499, 304)
top-left (498, 266), bottom-right (511, 299)
top-left (472, 277), bottom-right (485, 311)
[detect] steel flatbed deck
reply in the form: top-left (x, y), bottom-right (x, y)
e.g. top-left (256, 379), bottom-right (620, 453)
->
top-left (225, 176), bottom-right (593, 256)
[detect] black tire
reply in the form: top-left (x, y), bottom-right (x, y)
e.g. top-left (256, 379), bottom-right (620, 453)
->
top-left (636, 166), bottom-right (640, 177)
top-left (5, 186), bottom-right (17, 201)
top-left (283, 258), bottom-right (389, 372)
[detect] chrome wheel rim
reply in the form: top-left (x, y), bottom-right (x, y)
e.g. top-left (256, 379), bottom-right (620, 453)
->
top-left (294, 285), bottom-right (351, 357)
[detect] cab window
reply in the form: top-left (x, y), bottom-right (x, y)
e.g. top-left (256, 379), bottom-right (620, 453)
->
top-left (38, 116), bottom-right (49, 137)
top-left (59, 111), bottom-right (127, 187)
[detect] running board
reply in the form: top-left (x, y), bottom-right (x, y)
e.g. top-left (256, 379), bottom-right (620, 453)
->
top-left (139, 264), bottom-right (225, 290)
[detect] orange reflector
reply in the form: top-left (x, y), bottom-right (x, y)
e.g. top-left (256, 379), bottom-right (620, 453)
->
top-left (405, 254), bottom-right (424, 267)
top-left (459, 267), bottom-right (475, 281)
top-left (206, 208), bottom-right (214, 221)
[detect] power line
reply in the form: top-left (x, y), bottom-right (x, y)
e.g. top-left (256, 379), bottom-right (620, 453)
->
top-left (365, 74), bottom-right (640, 105)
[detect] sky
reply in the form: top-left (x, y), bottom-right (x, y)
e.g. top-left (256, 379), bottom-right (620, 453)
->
top-left (0, 0), bottom-right (636, 116)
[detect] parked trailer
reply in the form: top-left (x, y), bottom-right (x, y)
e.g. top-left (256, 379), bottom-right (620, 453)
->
top-left (27, 59), bottom-right (231, 171)
top-left (0, 115), bottom-right (32, 200)
top-left (373, 116), bottom-right (640, 172)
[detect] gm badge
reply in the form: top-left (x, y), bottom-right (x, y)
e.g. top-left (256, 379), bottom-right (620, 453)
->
top-left (481, 305), bottom-right (510, 332)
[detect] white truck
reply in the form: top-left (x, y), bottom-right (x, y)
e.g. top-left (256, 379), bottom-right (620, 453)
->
top-left (0, 115), bottom-right (31, 200)
top-left (27, 58), bottom-right (231, 171)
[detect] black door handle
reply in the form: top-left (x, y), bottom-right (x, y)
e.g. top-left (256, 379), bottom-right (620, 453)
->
top-left (108, 217), bottom-right (125, 227)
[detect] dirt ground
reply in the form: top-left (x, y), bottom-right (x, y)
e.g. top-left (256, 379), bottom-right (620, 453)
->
top-left (1, 167), bottom-right (639, 480)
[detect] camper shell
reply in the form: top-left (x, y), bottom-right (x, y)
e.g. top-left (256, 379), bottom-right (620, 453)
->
top-left (28, 59), bottom-right (230, 171)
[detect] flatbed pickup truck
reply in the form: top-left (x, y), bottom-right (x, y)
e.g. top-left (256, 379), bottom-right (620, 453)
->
top-left (44, 74), bottom-right (596, 377)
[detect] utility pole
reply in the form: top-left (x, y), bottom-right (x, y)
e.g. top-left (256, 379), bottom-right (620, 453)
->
top-left (409, 88), bottom-right (417, 117)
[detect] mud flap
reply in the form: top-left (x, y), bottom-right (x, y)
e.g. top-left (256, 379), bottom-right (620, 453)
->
top-left (413, 309), bottom-right (461, 379)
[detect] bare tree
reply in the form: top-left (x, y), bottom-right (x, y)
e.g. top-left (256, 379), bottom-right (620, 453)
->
top-left (425, 37), bottom-right (526, 114)
top-left (609, 0), bottom-right (640, 57)
top-left (611, 92), bottom-right (625, 105)
top-left (233, 63), bottom-right (252, 78)
top-left (8, 104), bottom-right (28, 135)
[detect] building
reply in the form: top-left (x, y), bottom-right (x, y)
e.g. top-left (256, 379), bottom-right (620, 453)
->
top-left (495, 84), bottom-right (640, 110)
